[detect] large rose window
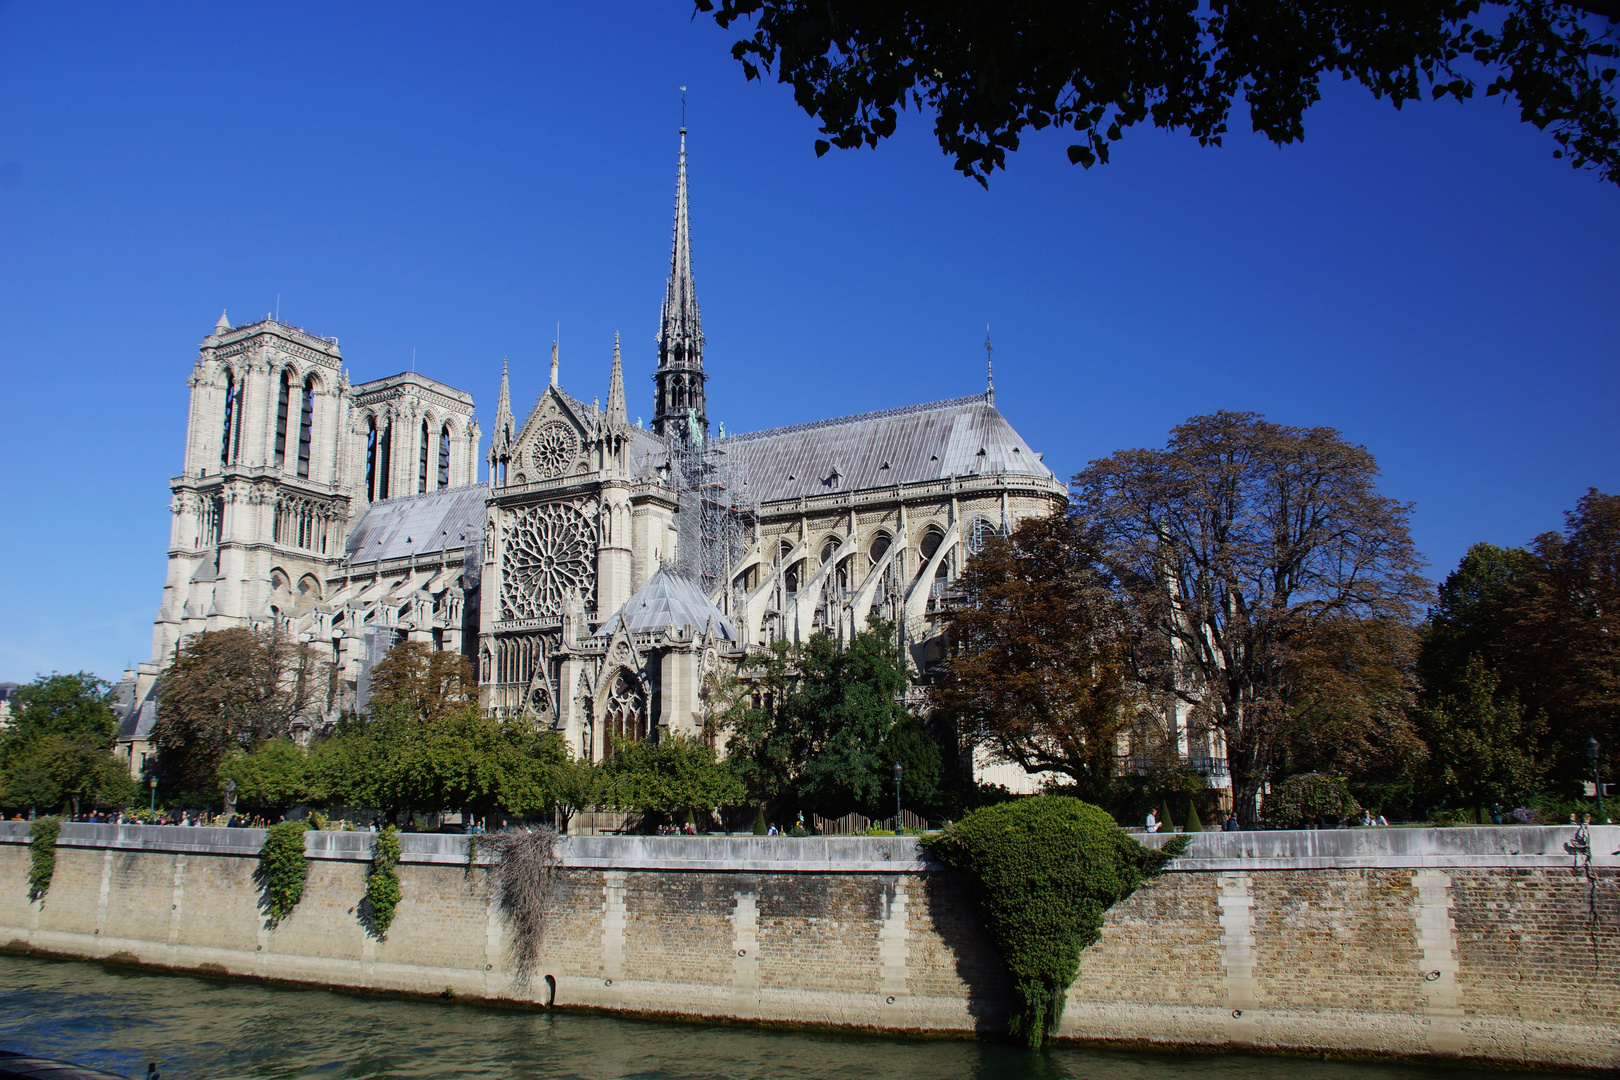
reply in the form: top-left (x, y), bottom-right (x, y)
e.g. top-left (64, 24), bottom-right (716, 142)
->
top-left (528, 421), bottom-right (578, 480)
top-left (501, 502), bottom-right (595, 620)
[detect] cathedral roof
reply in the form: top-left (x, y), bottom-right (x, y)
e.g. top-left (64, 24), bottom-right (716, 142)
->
top-left (345, 484), bottom-right (488, 566)
top-left (721, 394), bottom-right (1057, 504)
top-left (596, 567), bottom-right (737, 641)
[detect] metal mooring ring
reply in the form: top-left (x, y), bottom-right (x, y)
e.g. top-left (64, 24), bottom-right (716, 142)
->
top-left (1231, 1009), bottom-right (1242, 1019)
top-left (737, 949), bottom-right (746, 957)
top-left (1425, 970), bottom-right (1442, 982)
top-left (886, 996), bottom-right (896, 1005)
top-left (605, 979), bottom-right (613, 986)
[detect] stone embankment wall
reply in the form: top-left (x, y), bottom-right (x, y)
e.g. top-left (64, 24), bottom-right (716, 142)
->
top-left (0, 822), bottom-right (1614, 1070)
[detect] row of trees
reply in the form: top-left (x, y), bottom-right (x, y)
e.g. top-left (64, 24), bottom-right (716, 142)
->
top-left (937, 411), bottom-right (1615, 823)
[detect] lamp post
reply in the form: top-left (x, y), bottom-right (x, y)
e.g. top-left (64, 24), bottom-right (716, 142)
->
top-left (1587, 737), bottom-right (1603, 821)
top-left (893, 762), bottom-right (903, 832)
top-left (149, 777), bottom-right (157, 816)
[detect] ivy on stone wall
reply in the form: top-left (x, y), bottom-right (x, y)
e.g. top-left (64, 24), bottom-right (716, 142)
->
top-left (363, 825), bottom-right (402, 939)
top-left (924, 795), bottom-right (1188, 1047)
top-left (27, 816), bottom-right (61, 902)
top-left (257, 819), bottom-right (310, 925)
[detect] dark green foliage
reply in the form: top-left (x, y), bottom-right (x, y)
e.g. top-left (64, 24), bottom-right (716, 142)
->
top-left (1, 673), bottom-right (135, 816)
top-left (719, 619), bottom-right (934, 819)
top-left (217, 738), bottom-right (310, 812)
top-left (1416, 655), bottom-right (1546, 808)
top-left (363, 826), bottom-right (402, 938)
top-left (257, 819), bottom-right (310, 924)
top-left (1262, 773), bottom-right (1362, 826)
top-left (752, 805), bottom-right (768, 835)
top-left (880, 716), bottom-right (943, 814)
top-left (27, 816), bottom-right (61, 902)
top-left (792, 621), bottom-right (911, 815)
top-left (924, 796), bottom-right (1187, 1046)
top-left (1183, 799), bottom-right (1202, 833)
top-left (607, 733), bottom-right (744, 820)
top-left (697, 2), bottom-right (1620, 187)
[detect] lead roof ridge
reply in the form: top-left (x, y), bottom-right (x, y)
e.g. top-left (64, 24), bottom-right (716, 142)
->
top-left (725, 393), bottom-right (993, 444)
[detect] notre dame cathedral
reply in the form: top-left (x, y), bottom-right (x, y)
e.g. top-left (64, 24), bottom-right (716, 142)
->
top-left (117, 128), bottom-right (1068, 773)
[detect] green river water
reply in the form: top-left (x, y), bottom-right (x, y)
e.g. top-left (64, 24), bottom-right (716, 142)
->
top-left (0, 954), bottom-right (1527, 1080)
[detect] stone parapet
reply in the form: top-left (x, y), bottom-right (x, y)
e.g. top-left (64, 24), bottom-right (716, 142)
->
top-left (5, 821), bottom-right (1614, 873)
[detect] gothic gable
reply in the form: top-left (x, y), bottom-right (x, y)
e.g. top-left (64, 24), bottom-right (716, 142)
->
top-left (508, 387), bottom-right (594, 485)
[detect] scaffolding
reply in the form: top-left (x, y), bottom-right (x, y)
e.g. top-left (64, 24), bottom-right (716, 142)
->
top-left (667, 430), bottom-right (755, 618)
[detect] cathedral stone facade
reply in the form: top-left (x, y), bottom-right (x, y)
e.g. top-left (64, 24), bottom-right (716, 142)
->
top-left (117, 128), bottom-right (1068, 774)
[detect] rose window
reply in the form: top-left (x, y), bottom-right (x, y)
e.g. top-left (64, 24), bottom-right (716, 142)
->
top-left (501, 502), bottom-right (595, 620)
top-left (528, 421), bottom-right (578, 480)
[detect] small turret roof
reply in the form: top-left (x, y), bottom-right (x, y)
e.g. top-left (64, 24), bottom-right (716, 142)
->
top-left (596, 566), bottom-right (736, 641)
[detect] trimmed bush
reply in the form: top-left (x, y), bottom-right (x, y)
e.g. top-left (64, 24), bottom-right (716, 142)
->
top-left (925, 795), bottom-right (1188, 1047)
top-left (257, 819), bottom-right (310, 924)
top-left (363, 825), bottom-right (402, 938)
top-left (753, 806), bottom-right (768, 836)
top-left (1184, 800), bottom-right (1203, 833)
top-left (27, 817), bottom-right (61, 902)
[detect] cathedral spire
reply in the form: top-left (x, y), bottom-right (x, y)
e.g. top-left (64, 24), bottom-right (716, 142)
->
top-left (493, 358), bottom-right (513, 450)
top-left (607, 332), bottom-right (627, 427)
top-left (550, 331), bottom-right (559, 388)
top-left (652, 125), bottom-right (707, 442)
top-left (984, 326), bottom-right (995, 406)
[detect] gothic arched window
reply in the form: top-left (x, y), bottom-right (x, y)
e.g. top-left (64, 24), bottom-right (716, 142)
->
top-left (603, 670), bottom-right (647, 760)
top-left (438, 424), bottom-right (451, 489)
top-left (274, 369), bottom-right (292, 469)
top-left (220, 369), bottom-right (238, 468)
top-left (297, 376), bottom-right (315, 479)
top-left (378, 422), bottom-right (393, 500)
top-left (365, 418), bottom-right (379, 502)
top-left (418, 419), bottom-right (430, 494)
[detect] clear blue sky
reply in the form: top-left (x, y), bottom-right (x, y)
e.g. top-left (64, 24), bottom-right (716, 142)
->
top-left (1, 2), bottom-right (1616, 685)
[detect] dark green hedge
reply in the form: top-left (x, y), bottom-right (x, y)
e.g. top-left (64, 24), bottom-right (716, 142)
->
top-left (925, 795), bottom-right (1188, 1046)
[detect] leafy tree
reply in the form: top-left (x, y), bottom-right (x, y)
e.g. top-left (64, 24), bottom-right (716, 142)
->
top-left (366, 641), bottom-right (476, 721)
top-left (880, 715), bottom-right (943, 816)
top-left (1072, 411), bottom-right (1429, 825)
top-left (1277, 615), bottom-right (1427, 783)
top-left (697, 1), bottom-right (1620, 186)
top-left (545, 753), bottom-right (615, 833)
top-left (1507, 488), bottom-right (1619, 789)
top-left (608, 733), bottom-right (745, 823)
top-left (1417, 653), bottom-right (1546, 807)
top-left (217, 738), bottom-right (311, 813)
top-left (791, 619), bottom-right (912, 815)
top-left (0, 673), bottom-right (135, 816)
top-left (936, 513), bottom-right (1135, 796)
top-left (1418, 542), bottom-right (1538, 696)
top-left (715, 640), bottom-right (804, 811)
top-left (153, 627), bottom-right (326, 799)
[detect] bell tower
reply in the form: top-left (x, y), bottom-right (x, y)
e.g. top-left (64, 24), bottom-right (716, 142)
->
top-left (651, 126), bottom-right (706, 443)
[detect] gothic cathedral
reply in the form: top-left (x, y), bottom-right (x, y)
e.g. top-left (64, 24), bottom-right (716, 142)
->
top-left (117, 128), bottom-right (1068, 772)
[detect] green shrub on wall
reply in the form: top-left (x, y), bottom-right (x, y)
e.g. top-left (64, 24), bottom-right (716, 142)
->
top-left (257, 819), bottom-right (310, 924)
top-left (363, 825), bottom-right (402, 938)
top-left (924, 795), bottom-right (1188, 1047)
top-left (27, 817), bottom-right (61, 902)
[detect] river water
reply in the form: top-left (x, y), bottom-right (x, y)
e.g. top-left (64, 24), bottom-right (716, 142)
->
top-left (0, 954), bottom-right (1516, 1080)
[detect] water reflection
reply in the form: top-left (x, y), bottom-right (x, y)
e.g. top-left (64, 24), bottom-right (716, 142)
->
top-left (0, 955), bottom-right (1505, 1080)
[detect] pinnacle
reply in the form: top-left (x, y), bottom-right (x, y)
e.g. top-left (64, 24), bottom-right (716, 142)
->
top-left (214, 309), bottom-right (231, 334)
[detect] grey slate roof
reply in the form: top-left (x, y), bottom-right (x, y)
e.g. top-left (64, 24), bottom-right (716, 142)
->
top-left (596, 567), bottom-right (737, 641)
top-left (721, 394), bottom-right (1056, 504)
top-left (345, 483), bottom-right (488, 565)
